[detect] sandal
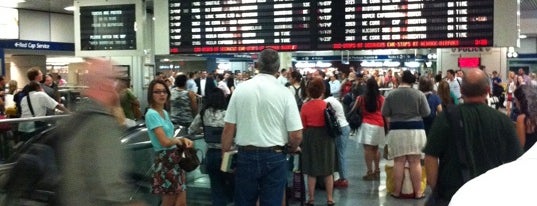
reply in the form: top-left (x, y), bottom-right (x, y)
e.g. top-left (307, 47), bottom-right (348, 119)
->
top-left (327, 200), bottom-right (335, 206)
top-left (306, 200), bottom-right (315, 206)
top-left (414, 194), bottom-right (426, 199)
top-left (390, 193), bottom-right (402, 199)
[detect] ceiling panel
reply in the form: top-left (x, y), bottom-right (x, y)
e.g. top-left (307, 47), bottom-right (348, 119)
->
top-left (13, 0), bottom-right (74, 14)
top-left (521, 0), bottom-right (537, 11)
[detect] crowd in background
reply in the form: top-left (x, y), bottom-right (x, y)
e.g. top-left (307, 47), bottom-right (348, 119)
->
top-left (141, 60), bottom-right (537, 205)
top-left (3, 53), bottom-right (537, 206)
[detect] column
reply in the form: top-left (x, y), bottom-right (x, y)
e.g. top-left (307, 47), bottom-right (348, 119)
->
top-left (10, 55), bottom-right (46, 86)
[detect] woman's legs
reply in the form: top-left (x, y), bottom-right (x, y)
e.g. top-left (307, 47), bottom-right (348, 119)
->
top-left (373, 146), bottom-right (380, 172)
top-left (391, 156), bottom-right (406, 196)
top-left (363, 144), bottom-right (380, 180)
top-left (174, 191), bottom-right (187, 206)
top-left (307, 175), bottom-right (316, 202)
top-left (407, 155), bottom-right (423, 198)
top-left (363, 144), bottom-right (374, 174)
top-left (325, 175), bottom-right (334, 202)
top-left (161, 195), bottom-right (175, 206)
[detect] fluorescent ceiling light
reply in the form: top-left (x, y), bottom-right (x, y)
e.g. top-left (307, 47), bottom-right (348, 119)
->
top-left (519, 35), bottom-right (527, 39)
top-left (64, 6), bottom-right (74, 11)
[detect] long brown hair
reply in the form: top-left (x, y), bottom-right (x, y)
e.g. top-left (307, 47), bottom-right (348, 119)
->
top-left (437, 80), bottom-right (454, 106)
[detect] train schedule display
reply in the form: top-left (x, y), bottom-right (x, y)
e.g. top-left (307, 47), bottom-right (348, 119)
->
top-left (168, 0), bottom-right (494, 54)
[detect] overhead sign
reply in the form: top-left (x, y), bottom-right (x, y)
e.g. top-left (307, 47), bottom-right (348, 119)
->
top-left (79, 4), bottom-right (137, 50)
top-left (169, 0), bottom-right (495, 53)
top-left (0, 40), bottom-right (74, 51)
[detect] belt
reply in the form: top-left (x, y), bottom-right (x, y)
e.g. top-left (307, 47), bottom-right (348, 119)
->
top-left (238, 145), bottom-right (285, 153)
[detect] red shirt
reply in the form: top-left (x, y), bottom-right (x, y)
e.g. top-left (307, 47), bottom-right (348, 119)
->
top-left (300, 99), bottom-right (326, 128)
top-left (356, 96), bottom-right (385, 126)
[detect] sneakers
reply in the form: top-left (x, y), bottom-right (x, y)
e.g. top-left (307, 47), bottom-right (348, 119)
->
top-left (334, 179), bottom-right (349, 188)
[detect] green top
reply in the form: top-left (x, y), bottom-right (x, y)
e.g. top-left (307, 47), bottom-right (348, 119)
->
top-left (423, 103), bottom-right (522, 201)
top-left (120, 89), bottom-right (137, 120)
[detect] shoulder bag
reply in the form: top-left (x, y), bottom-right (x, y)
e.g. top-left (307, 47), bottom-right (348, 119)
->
top-left (325, 102), bottom-right (342, 138)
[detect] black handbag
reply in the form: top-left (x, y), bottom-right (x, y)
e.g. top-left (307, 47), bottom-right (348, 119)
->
top-left (347, 96), bottom-right (363, 131)
top-left (324, 103), bottom-right (342, 138)
top-left (178, 147), bottom-right (200, 172)
top-left (347, 108), bottom-right (362, 131)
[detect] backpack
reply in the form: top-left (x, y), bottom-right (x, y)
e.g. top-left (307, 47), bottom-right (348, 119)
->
top-left (292, 86), bottom-right (303, 110)
top-left (13, 90), bottom-right (28, 118)
top-left (2, 113), bottom-right (90, 205)
top-left (200, 109), bottom-right (224, 144)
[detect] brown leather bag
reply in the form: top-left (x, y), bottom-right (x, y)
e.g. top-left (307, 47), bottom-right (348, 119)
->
top-left (177, 147), bottom-right (200, 172)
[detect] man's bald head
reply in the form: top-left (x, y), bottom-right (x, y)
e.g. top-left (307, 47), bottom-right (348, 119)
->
top-left (82, 58), bottom-right (120, 107)
top-left (461, 69), bottom-right (490, 97)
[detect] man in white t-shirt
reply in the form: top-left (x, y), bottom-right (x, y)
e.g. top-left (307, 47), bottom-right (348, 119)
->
top-left (450, 144), bottom-right (537, 206)
top-left (447, 69), bottom-right (462, 101)
top-left (222, 49), bottom-right (303, 206)
top-left (278, 69), bottom-right (289, 85)
top-left (18, 81), bottom-right (69, 139)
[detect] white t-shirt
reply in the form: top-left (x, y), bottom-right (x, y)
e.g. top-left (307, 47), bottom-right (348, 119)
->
top-left (200, 78), bottom-right (207, 96)
top-left (324, 96), bottom-right (349, 127)
top-left (448, 77), bottom-right (462, 99)
top-left (450, 145), bottom-right (537, 206)
top-left (225, 74), bottom-right (303, 147)
top-left (217, 80), bottom-right (231, 95)
top-left (278, 75), bottom-right (288, 85)
top-left (18, 91), bottom-right (59, 132)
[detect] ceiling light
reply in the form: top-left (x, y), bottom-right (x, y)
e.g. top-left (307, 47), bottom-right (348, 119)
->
top-left (519, 35), bottom-right (527, 39)
top-left (64, 6), bottom-right (74, 11)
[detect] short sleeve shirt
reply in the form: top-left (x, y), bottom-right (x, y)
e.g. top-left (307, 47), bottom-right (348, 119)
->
top-left (145, 108), bottom-right (176, 151)
top-left (423, 104), bottom-right (522, 200)
top-left (18, 91), bottom-right (59, 132)
top-left (225, 74), bottom-right (303, 147)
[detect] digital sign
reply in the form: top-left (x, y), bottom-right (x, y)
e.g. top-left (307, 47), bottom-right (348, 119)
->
top-left (169, 0), bottom-right (493, 54)
top-left (80, 4), bottom-right (136, 50)
top-left (458, 57), bottom-right (480, 68)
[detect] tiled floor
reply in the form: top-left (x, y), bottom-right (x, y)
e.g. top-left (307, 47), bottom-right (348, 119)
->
top-left (184, 137), bottom-right (429, 206)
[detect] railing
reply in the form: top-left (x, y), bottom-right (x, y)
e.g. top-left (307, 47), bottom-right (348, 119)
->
top-left (0, 115), bottom-right (70, 125)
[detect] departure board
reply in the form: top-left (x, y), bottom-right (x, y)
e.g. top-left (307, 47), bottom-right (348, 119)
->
top-left (80, 4), bottom-right (137, 50)
top-left (169, 0), bottom-right (493, 54)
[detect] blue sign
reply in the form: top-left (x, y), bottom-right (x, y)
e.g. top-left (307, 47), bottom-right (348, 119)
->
top-left (0, 40), bottom-right (74, 51)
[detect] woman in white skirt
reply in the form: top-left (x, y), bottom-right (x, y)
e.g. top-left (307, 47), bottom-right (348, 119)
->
top-left (352, 78), bottom-right (385, 180)
top-left (381, 70), bottom-right (430, 199)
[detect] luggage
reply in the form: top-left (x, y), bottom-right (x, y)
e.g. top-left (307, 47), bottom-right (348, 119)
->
top-left (287, 153), bottom-right (305, 205)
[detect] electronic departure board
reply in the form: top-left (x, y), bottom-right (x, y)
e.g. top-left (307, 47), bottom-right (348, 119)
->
top-left (80, 4), bottom-right (136, 50)
top-left (168, 0), bottom-right (493, 54)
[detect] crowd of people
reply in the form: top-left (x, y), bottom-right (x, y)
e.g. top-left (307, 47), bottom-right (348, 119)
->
top-left (4, 50), bottom-right (537, 206)
top-left (144, 52), bottom-right (536, 206)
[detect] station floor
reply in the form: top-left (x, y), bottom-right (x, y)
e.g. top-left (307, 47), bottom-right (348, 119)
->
top-left (184, 137), bottom-right (429, 206)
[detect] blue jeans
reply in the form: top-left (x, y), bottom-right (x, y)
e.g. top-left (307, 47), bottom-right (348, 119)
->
top-left (336, 125), bottom-right (350, 179)
top-left (206, 149), bottom-right (234, 206)
top-left (235, 150), bottom-right (288, 206)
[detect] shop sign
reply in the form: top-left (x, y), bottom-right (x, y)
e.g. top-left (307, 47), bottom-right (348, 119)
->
top-left (450, 47), bottom-right (492, 53)
top-left (0, 40), bottom-right (74, 51)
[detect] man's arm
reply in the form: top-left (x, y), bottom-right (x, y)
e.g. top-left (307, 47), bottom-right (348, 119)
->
top-left (425, 155), bottom-right (439, 190)
top-left (287, 130), bottom-right (302, 152)
top-left (221, 122), bottom-right (236, 152)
